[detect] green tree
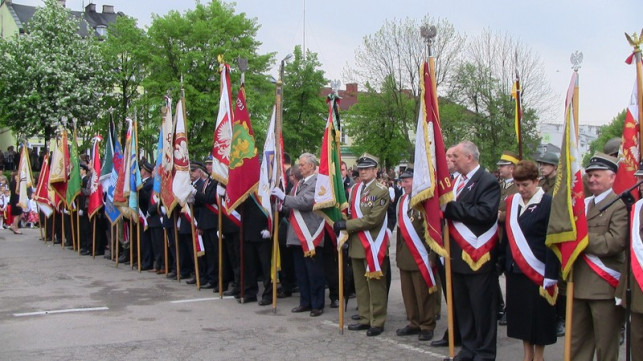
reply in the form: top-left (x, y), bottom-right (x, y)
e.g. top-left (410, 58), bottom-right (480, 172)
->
top-left (583, 110), bottom-right (626, 166)
top-left (281, 46), bottom-right (327, 157)
top-left (0, 0), bottom-right (114, 144)
top-left (345, 75), bottom-right (416, 167)
top-left (142, 1), bottom-right (274, 159)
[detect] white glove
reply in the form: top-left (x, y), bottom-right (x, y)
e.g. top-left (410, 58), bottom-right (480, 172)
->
top-left (217, 230), bottom-right (224, 240)
top-left (161, 206), bottom-right (167, 215)
top-left (186, 192), bottom-right (195, 205)
top-left (190, 186), bottom-right (197, 196)
top-left (260, 229), bottom-right (271, 239)
top-left (216, 184), bottom-right (226, 197)
top-left (152, 194), bottom-right (159, 204)
top-left (78, 210), bottom-right (84, 216)
top-left (271, 187), bottom-right (285, 200)
top-left (543, 278), bottom-right (557, 289)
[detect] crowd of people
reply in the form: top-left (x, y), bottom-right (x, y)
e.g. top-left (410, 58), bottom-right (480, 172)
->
top-left (7, 137), bottom-right (643, 361)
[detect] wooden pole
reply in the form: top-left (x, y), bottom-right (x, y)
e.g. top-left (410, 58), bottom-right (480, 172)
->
top-left (189, 205), bottom-right (201, 290)
top-left (70, 210), bottom-right (77, 252)
top-left (137, 220), bottom-right (141, 272)
top-left (239, 208), bottom-right (245, 301)
top-left (443, 224), bottom-right (455, 359)
top-left (173, 212), bottom-right (180, 280)
top-left (76, 204), bottom-right (81, 254)
top-left (338, 243), bottom-right (344, 334)
top-left (163, 228), bottom-right (169, 275)
top-left (39, 211), bottom-right (45, 242)
top-left (91, 217), bottom-right (96, 259)
top-left (564, 271), bottom-right (574, 361)
top-left (61, 208), bottom-right (65, 249)
top-left (217, 196), bottom-right (224, 298)
top-left (129, 219), bottom-right (134, 270)
top-left (271, 210), bottom-right (280, 313)
top-left (52, 209), bottom-right (57, 245)
top-left (114, 224), bottom-right (119, 266)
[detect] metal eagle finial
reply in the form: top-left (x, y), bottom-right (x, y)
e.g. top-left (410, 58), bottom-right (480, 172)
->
top-left (625, 29), bottom-right (643, 53)
top-left (570, 51), bottom-right (583, 72)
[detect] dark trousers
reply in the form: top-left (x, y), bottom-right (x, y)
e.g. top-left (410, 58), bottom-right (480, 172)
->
top-left (201, 229), bottom-right (219, 284)
top-left (63, 212), bottom-right (73, 246)
top-left (150, 227), bottom-right (164, 270)
top-left (224, 232), bottom-right (240, 291)
top-left (165, 227), bottom-right (177, 273)
top-left (279, 243), bottom-right (297, 293)
top-left (322, 237), bottom-right (339, 302)
top-left (452, 271), bottom-right (497, 361)
top-left (436, 258), bottom-right (461, 343)
top-left (178, 233), bottom-right (194, 278)
top-left (79, 213), bottom-right (90, 251)
top-left (243, 239), bottom-right (272, 300)
top-left (292, 246), bottom-right (326, 310)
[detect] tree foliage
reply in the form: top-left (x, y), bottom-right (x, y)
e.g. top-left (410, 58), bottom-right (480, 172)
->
top-left (281, 45), bottom-right (327, 157)
top-left (583, 110), bottom-right (626, 166)
top-left (0, 0), bottom-right (113, 145)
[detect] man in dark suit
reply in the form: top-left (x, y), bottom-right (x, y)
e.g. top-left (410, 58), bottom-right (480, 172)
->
top-left (78, 163), bottom-right (92, 255)
top-left (193, 161), bottom-right (218, 289)
top-left (443, 141), bottom-right (501, 361)
top-left (240, 195), bottom-right (272, 305)
top-left (138, 161), bottom-right (155, 270)
top-left (572, 153), bottom-right (627, 361)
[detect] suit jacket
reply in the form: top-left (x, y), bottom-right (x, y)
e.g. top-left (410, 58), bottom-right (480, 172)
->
top-left (615, 204), bottom-right (643, 313)
top-left (79, 175), bottom-right (90, 212)
top-left (139, 177), bottom-right (153, 215)
top-left (282, 173), bottom-right (324, 248)
top-left (241, 196), bottom-right (269, 242)
top-left (346, 180), bottom-right (390, 259)
top-left (574, 191), bottom-right (627, 300)
top-left (444, 167), bottom-right (501, 274)
top-left (194, 177), bottom-right (217, 230)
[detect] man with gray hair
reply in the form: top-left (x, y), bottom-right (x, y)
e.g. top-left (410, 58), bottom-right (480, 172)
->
top-left (272, 153), bottom-right (327, 317)
top-left (443, 141), bottom-right (501, 361)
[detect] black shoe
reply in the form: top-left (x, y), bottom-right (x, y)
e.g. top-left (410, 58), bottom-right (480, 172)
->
top-left (366, 327), bottom-right (383, 336)
top-left (418, 330), bottom-right (434, 341)
top-left (103, 253), bottom-right (111, 259)
top-left (351, 314), bottom-right (360, 321)
top-left (556, 319), bottom-right (565, 337)
top-left (310, 309), bottom-right (323, 317)
top-left (330, 299), bottom-right (339, 308)
top-left (291, 305), bottom-right (311, 313)
top-left (498, 313), bottom-right (507, 326)
top-left (213, 283), bottom-right (229, 293)
top-left (201, 282), bottom-right (215, 289)
top-left (186, 278), bottom-right (197, 285)
top-left (166, 271), bottom-right (177, 279)
top-left (396, 326), bottom-right (420, 336)
top-left (431, 338), bottom-right (449, 347)
top-left (223, 289), bottom-right (239, 297)
top-left (347, 323), bottom-right (370, 331)
top-left (258, 298), bottom-right (272, 306)
top-left (80, 250), bottom-right (91, 256)
top-left (118, 254), bottom-right (129, 263)
top-left (277, 290), bottom-right (291, 299)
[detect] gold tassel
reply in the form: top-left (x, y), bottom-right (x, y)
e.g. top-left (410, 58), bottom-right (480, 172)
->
top-left (428, 285), bottom-right (438, 294)
top-left (304, 249), bottom-right (316, 257)
top-left (365, 271), bottom-right (384, 279)
top-left (539, 285), bottom-right (559, 306)
top-left (461, 252), bottom-right (491, 271)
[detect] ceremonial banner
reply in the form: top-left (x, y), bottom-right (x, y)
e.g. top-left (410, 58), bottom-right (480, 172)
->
top-left (211, 63), bottom-right (233, 185)
top-left (49, 127), bottom-right (69, 205)
top-left (313, 92), bottom-right (348, 245)
top-left (225, 85), bottom-right (259, 213)
top-left (88, 136), bottom-right (104, 219)
top-left (152, 127), bottom-right (163, 198)
top-left (172, 97), bottom-right (192, 208)
top-left (160, 97), bottom-right (177, 212)
top-left (410, 61), bottom-right (453, 257)
top-left (100, 118), bottom-right (115, 192)
top-left (257, 107), bottom-right (284, 230)
top-left (545, 72), bottom-right (588, 280)
top-left (127, 119), bottom-right (143, 221)
top-left (34, 154), bottom-right (53, 218)
top-left (105, 123), bottom-right (123, 225)
top-left (613, 82), bottom-right (640, 201)
top-left (113, 118), bottom-right (133, 208)
top-left (66, 128), bottom-right (82, 208)
top-left (17, 144), bottom-right (33, 210)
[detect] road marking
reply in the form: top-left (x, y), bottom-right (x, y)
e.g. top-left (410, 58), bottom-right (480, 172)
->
top-left (13, 306), bottom-right (109, 317)
top-left (321, 320), bottom-right (447, 359)
top-left (170, 296), bottom-right (235, 304)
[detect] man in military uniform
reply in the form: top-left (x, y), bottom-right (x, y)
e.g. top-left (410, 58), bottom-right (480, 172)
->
top-left (78, 163), bottom-right (91, 255)
top-left (615, 169), bottom-right (643, 361)
top-left (496, 151), bottom-right (519, 326)
top-left (394, 168), bottom-right (438, 341)
top-left (571, 153), bottom-right (627, 361)
top-left (334, 153), bottom-right (390, 337)
top-left (443, 141), bottom-right (501, 361)
top-left (536, 152), bottom-right (559, 195)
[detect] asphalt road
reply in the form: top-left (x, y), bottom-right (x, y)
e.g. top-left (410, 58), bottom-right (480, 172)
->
top-left (0, 228), bottom-right (627, 360)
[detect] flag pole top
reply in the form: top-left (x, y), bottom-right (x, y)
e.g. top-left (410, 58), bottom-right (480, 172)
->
top-left (570, 51), bottom-right (583, 72)
top-left (237, 57), bottom-right (248, 85)
top-left (625, 29), bottom-right (643, 53)
top-left (420, 25), bottom-right (437, 57)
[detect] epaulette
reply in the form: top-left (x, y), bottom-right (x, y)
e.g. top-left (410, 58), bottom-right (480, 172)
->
top-left (374, 182), bottom-right (387, 190)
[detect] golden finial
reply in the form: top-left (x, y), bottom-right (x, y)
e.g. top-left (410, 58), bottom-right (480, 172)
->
top-left (625, 29), bottom-right (643, 53)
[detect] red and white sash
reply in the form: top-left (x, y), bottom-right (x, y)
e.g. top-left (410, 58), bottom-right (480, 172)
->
top-left (448, 220), bottom-right (498, 271)
top-left (290, 208), bottom-right (324, 257)
top-left (505, 194), bottom-right (557, 304)
top-left (398, 194), bottom-right (437, 291)
top-left (630, 200), bottom-right (643, 291)
top-left (582, 197), bottom-right (621, 288)
top-left (182, 206), bottom-right (205, 256)
top-left (205, 202), bottom-right (242, 227)
top-left (351, 182), bottom-right (389, 278)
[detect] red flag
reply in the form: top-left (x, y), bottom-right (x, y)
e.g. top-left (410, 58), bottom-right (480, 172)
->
top-left (160, 97), bottom-right (178, 213)
top-left (613, 82), bottom-right (640, 201)
top-left (34, 154), bottom-right (53, 218)
top-left (224, 85), bottom-right (259, 213)
top-left (410, 61), bottom-right (454, 257)
top-left (88, 135), bottom-right (104, 219)
top-left (49, 128), bottom-right (69, 206)
top-left (211, 63), bottom-right (233, 185)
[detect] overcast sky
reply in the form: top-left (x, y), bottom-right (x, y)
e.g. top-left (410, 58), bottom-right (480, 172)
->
top-left (17, 0), bottom-right (643, 126)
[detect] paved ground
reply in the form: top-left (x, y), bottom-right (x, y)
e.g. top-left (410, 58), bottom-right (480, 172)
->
top-left (0, 228), bottom-right (627, 360)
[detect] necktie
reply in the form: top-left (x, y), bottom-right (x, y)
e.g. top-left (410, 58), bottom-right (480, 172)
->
top-left (587, 198), bottom-right (595, 213)
top-left (456, 175), bottom-right (467, 194)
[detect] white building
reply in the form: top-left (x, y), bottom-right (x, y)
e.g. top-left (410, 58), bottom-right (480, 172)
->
top-left (538, 122), bottom-right (600, 158)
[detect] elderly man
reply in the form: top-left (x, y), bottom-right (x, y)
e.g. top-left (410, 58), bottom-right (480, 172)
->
top-left (334, 153), bottom-right (390, 337)
top-left (571, 153), bottom-right (627, 361)
top-left (443, 141), bottom-right (501, 361)
top-left (394, 168), bottom-right (438, 341)
top-left (272, 153), bottom-right (326, 317)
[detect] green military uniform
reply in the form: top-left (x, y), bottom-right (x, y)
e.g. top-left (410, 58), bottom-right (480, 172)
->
top-left (539, 175), bottom-right (556, 195)
top-left (396, 191), bottom-right (438, 336)
top-left (346, 175), bottom-right (390, 329)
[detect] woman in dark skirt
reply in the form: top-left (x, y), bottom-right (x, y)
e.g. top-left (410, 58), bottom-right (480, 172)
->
top-left (503, 161), bottom-right (559, 361)
top-left (9, 171), bottom-right (23, 234)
